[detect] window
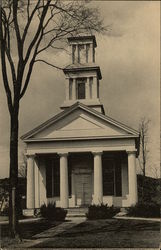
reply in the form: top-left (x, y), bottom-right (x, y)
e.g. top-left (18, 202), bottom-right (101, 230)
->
top-left (76, 79), bottom-right (86, 99)
top-left (102, 158), bottom-right (122, 196)
top-left (103, 159), bottom-right (115, 195)
top-left (46, 159), bottom-right (52, 198)
top-left (115, 160), bottom-right (122, 196)
top-left (53, 158), bottom-right (60, 197)
top-left (72, 45), bottom-right (76, 63)
top-left (46, 158), bottom-right (60, 197)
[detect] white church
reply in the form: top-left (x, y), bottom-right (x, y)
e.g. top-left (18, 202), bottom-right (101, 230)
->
top-left (22, 36), bottom-right (139, 214)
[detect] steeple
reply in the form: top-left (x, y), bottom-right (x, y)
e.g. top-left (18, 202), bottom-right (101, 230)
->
top-left (61, 36), bottom-right (104, 114)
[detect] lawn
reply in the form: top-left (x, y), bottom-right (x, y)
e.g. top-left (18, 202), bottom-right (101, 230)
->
top-left (34, 218), bottom-right (160, 248)
top-left (0, 218), bottom-right (61, 248)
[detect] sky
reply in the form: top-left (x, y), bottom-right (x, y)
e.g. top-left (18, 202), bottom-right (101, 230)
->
top-left (0, 1), bottom-right (160, 178)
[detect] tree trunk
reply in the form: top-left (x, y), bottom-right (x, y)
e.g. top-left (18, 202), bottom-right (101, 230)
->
top-left (9, 105), bottom-right (20, 238)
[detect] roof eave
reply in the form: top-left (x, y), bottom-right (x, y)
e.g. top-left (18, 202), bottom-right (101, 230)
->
top-left (63, 66), bottom-right (102, 80)
top-left (21, 102), bottom-right (139, 141)
top-left (67, 35), bottom-right (97, 47)
top-left (23, 134), bottom-right (139, 143)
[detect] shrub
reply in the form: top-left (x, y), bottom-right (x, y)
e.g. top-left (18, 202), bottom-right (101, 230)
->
top-left (137, 174), bottom-right (161, 205)
top-left (127, 202), bottom-right (160, 218)
top-left (40, 202), bottom-right (67, 221)
top-left (86, 203), bottom-right (120, 220)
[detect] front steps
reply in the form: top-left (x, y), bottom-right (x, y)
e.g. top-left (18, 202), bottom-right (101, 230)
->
top-left (66, 207), bottom-right (88, 218)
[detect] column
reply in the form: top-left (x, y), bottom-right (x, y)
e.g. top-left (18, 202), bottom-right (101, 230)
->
top-left (34, 157), bottom-right (40, 208)
top-left (86, 77), bottom-right (90, 100)
top-left (93, 152), bottom-right (103, 204)
top-left (71, 45), bottom-right (74, 64)
top-left (59, 153), bottom-right (69, 208)
top-left (72, 78), bottom-right (77, 100)
top-left (127, 151), bottom-right (138, 205)
top-left (92, 76), bottom-right (97, 99)
top-left (27, 155), bottom-right (35, 209)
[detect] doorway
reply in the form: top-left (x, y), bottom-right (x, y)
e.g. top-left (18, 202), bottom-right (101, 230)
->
top-left (75, 173), bottom-right (92, 206)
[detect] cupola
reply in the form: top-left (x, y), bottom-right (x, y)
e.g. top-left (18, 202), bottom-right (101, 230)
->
top-left (61, 36), bottom-right (104, 114)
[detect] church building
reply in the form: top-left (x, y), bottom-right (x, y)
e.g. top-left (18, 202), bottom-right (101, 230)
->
top-left (22, 36), bottom-right (139, 214)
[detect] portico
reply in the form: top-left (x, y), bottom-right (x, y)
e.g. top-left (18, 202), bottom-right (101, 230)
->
top-left (26, 146), bottom-right (138, 210)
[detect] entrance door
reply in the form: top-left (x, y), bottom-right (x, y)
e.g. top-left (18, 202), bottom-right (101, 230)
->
top-left (75, 174), bottom-right (92, 206)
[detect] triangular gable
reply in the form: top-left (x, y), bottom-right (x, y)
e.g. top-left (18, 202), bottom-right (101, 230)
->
top-left (21, 102), bottom-right (139, 141)
top-left (60, 116), bottom-right (102, 130)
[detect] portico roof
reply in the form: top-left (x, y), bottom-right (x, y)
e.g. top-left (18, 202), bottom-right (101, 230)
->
top-left (21, 102), bottom-right (139, 143)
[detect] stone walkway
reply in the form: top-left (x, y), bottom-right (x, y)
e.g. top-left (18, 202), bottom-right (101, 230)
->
top-left (0, 217), bottom-right (41, 225)
top-left (114, 215), bottom-right (160, 222)
top-left (15, 216), bottom-right (86, 248)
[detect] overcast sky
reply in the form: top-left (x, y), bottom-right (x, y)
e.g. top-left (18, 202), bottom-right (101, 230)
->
top-left (0, 1), bottom-right (160, 178)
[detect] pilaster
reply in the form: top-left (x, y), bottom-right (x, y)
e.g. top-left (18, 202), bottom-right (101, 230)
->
top-left (86, 77), bottom-right (90, 100)
top-left (93, 76), bottom-right (98, 99)
top-left (72, 78), bottom-right (77, 100)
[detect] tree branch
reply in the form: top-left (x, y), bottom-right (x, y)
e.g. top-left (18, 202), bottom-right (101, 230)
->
top-left (22, 0), bottom-right (41, 44)
top-left (24, 0), bottom-right (51, 64)
top-left (34, 59), bottom-right (62, 70)
top-left (13, 0), bottom-right (22, 57)
top-left (0, 6), bottom-right (13, 114)
top-left (20, 27), bottom-right (45, 99)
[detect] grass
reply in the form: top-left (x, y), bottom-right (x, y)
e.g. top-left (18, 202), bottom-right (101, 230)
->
top-left (0, 218), bottom-right (61, 248)
top-left (34, 218), bottom-right (160, 248)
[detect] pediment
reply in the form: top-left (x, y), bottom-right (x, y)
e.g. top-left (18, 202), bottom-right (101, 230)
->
top-left (22, 103), bottom-right (139, 141)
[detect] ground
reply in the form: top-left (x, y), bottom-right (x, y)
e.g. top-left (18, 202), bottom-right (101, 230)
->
top-left (1, 218), bottom-right (160, 248)
top-left (34, 219), bottom-right (160, 248)
top-left (0, 219), bottom-right (61, 248)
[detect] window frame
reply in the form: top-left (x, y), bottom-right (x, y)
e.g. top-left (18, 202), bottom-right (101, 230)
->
top-left (76, 78), bottom-right (86, 99)
top-left (102, 157), bottom-right (122, 196)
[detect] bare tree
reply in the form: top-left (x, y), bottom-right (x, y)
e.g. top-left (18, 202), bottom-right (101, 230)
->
top-left (0, 0), bottom-right (105, 237)
top-left (138, 117), bottom-right (150, 177)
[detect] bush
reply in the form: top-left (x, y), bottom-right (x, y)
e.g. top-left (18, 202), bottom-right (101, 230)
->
top-left (127, 202), bottom-right (160, 218)
top-left (40, 202), bottom-right (67, 221)
top-left (86, 203), bottom-right (120, 220)
top-left (137, 175), bottom-right (161, 205)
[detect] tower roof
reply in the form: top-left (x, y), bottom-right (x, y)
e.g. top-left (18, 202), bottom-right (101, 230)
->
top-left (63, 63), bottom-right (102, 80)
top-left (67, 35), bottom-right (97, 47)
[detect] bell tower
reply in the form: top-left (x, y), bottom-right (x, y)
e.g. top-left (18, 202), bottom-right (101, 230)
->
top-left (61, 36), bottom-right (104, 114)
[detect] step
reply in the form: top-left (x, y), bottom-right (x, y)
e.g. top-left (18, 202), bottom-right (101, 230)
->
top-left (67, 207), bottom-right (88, 217)
top-left (66, 213), bottom-right (86, 218)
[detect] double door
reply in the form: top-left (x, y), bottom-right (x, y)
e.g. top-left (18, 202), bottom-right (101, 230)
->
top-left (75, 173), bottom-right (92, 206)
